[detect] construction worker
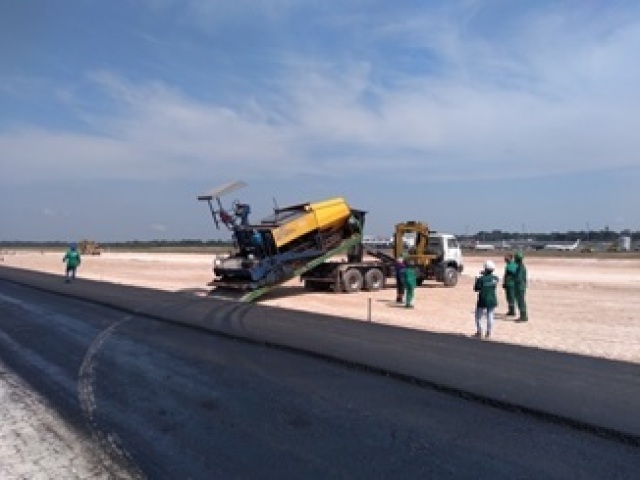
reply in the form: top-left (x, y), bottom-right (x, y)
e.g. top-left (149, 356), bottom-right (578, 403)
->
top-left (394, 257), bottom-right (405, 303)
top-left (502, 253), bottom-right (517, 316)
top-left (403, 260), bottom-right (417, 308)
top-left (473, 260), bottom-right (499, 338)
top-left (234, 202), bottom-right (251, 226)
top-left (62, 243), bottom-right (81, 283)
top-left (514, 251), bottom-right (528, 322)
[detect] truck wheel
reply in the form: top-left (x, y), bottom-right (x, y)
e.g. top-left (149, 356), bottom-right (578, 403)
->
top-left (443, 267), bottom-right (458, 287)
top-left (364, 269), bottom-right (385, 291)
top-left (342, 269), bottom-right (363, 293)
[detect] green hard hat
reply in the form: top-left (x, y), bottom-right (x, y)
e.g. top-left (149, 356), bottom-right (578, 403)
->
top-left (514, 251), bottom-right (524, 260)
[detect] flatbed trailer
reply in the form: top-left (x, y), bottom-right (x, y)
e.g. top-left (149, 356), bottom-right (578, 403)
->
top-left (301, 226), bottom-right (464, 292)
top-left (300, 248), bottom-right (396, 293)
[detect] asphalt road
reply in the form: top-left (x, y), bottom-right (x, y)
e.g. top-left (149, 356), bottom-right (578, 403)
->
top-left (1, 280), bottom-right (638, 479)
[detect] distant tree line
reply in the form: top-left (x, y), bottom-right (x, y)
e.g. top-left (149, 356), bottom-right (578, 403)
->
top-left (464, 227), bottom-right (638, 242)
top-left (2, 228), bottom-right (638, 248)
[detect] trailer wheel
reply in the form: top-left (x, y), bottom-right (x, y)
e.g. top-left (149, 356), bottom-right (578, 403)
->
top-left (443, 267), bottom-right (459, 287)
top-left (342, 269), bottom-right (363, 293)
top-left (364, 269), bottom-right (385, 291)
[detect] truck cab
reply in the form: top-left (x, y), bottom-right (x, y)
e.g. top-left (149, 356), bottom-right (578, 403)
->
top-left (425, 232), bottom-right (464, 287)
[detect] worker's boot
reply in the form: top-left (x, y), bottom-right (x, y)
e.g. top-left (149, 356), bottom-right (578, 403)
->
top-left (515, 315), bottom-right (528, 322)
top-left (506, 306), bottom-right (516, 316)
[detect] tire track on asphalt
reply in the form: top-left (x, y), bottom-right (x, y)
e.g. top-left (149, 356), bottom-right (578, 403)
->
top-left (73, 298), bottom-right (253, 479)
top-left (78, 315), bottom-right (145, 480)
top-left (0, 290), bottom-right (143, 478)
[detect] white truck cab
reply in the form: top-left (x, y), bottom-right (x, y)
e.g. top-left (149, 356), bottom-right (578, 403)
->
top-left (426, 233), bottom-right (465, 286)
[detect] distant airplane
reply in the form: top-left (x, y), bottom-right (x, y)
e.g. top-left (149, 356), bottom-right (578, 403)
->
top-left (543, 239), bottom-right (581, 251)
top-left (474, 240), bottom-right (496, 251)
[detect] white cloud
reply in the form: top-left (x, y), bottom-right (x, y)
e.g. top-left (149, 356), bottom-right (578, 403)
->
top-left (2, 3), bottom-right (640, 185)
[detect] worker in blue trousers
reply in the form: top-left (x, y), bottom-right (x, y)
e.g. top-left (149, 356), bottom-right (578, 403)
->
top-left (473, 260), bottom-right (499, 338)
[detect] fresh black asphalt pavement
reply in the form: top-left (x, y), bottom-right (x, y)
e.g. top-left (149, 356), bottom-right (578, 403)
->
top-left (0, 266), bottom-right (639, 478)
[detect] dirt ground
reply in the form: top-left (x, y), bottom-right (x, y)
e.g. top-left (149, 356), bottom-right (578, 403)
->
top-left (2, 249), bottom-right (639, 364)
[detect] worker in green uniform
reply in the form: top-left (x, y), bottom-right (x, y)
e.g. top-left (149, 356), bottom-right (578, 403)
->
top-left (514, 251), bottom-right (528, 322)
top-left (62, 243), bottom-right (82, 283)
top-left (473, 260), bottom-right (499, 338)
top-left (502, 253), bottom-right (517, 316)
top-left (403, 260), bottom-right (417, 308)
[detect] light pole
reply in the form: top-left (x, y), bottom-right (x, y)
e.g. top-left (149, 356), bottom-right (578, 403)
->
top-left (586, 222), bottom-right (590, 241)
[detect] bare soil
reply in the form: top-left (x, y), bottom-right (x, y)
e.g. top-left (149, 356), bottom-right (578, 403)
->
top-left (2, 249), bottom-right (639, 364)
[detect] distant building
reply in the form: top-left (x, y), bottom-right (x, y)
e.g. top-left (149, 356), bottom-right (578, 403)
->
top-left (618, 236), bottom-right (632, 252)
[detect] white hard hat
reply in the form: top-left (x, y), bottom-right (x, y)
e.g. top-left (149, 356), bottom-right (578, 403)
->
top-left (484, 260), bottom-right (495, 271)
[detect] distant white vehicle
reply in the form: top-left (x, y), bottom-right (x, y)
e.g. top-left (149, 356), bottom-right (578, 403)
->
top-left (473, 240), bottom-right (496, 251)
top-left (402, 233), bottom-right (416, 249)
top-left (544, 239), bottom-right (581, 251)
top-left (362, 236), bottom-right (393, 248)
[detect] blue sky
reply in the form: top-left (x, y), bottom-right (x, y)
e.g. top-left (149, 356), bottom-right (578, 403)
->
top-left (2, 0), bottom-right (639, 241)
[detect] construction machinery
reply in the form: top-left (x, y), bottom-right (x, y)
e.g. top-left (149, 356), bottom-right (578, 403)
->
top-left (198, 182), bottom-right (463, 301)
top-left (301, 221), bottom-right (464, 292)
top-left (78, 239), bottom-right (101, 255)
top-left (198, 181), bottom-right (365, 301)
top-left (393, 221), bottom-right (463, 286)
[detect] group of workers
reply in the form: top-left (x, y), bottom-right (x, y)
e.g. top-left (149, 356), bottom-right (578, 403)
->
top-left (394, 252), bottom-right (528, 338)
top-left (473, 252), bottom-right (528, 339)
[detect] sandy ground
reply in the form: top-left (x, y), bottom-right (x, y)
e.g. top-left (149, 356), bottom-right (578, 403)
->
top-left (2, 249), bottom-right (640, 364)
